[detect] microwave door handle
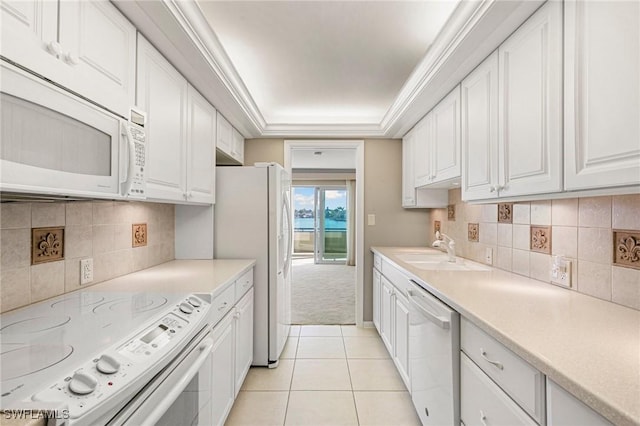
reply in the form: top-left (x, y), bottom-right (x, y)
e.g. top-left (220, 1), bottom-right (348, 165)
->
top-left (120, 123), bottom-right (135, 196)
top-left (143, 338), bottom-right (214, 426)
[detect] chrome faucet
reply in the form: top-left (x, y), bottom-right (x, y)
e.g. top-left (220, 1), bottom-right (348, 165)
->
top-left (432, 231), bottom-right (456, 263)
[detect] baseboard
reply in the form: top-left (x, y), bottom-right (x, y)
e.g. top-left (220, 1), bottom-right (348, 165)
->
top-left (362, 321), bottom-right (374, 328)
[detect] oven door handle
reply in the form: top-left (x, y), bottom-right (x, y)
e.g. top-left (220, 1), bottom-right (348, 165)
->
top-left (143, 338), bottom-right (214, 425)
top-left (407, 289), bottom-right (450, 330)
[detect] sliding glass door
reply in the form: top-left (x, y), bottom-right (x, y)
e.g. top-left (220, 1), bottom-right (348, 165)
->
top-left (315, 188), bottom-right (347, 263)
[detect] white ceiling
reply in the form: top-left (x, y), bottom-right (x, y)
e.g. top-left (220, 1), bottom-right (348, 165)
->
top-left (198, 1), bottom-right (458, 127)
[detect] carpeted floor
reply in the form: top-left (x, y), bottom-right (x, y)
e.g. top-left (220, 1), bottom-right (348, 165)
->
top-left (291, 258), bottom-right (356, 325)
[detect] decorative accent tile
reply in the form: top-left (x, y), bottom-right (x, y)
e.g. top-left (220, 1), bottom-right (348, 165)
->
top-left (468, 223), bottom-right (479, 242)
top-left (434, 221), bottom-right (441, 234)
top-left (31, 227), bottom-right (64, 265)
top-left (498, 203), bottom-right (513, 223)
top-left (613, 230), bottom-right (640, 270)
top-left (132, 223), bottom-right (148, 247)
top-left (530, 226), bottom-right (551, 254)
top-left (447, 205), bottom-right (455, 221)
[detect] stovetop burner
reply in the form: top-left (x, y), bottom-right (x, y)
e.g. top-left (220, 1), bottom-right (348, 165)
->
top-left (50, 293), bottom-right (105, 309)
top-left (92, 294), bottom-right (168, 315)
top-left (1, 343), bottom-right (74, 380)
top-left (0, 315), bottom-right (71, 334)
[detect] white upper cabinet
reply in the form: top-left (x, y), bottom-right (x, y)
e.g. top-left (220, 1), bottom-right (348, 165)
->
top-left (232, 128), bottom-right (245, 165)
top-left (216, 112), bottom-right (233, 155)
top-left (1, 0), bottom-right (136, 117)
top-left (431, 86), bottom-right (462, 185)
top-left (402, 128), bottom-right (449, 209)
top-left (186, 85), bottom-right (216, 204)
top-left (137, 35), bottom-right (188, 202)
top-left (564, 0), bottom-right (640, 191)
top-left (497, 0), bottom-right (563, 198)
top-left (414, 115), bottom-right (433, 188)
top-left (462, 51), bottom-right (499, 201)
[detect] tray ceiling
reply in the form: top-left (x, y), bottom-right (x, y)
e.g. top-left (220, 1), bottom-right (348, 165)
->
top-left (198, 1), bottom-right (458, 128)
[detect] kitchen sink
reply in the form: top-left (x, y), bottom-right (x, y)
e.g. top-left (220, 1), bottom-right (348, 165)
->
top-left (396, 253), bottom-right (491, 272)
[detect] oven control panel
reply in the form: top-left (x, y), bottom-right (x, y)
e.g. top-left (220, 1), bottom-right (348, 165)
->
top-left (31, 294), bottom-right (210, 422)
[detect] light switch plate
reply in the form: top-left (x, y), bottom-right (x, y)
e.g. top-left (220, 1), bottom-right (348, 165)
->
top-left (367, 214), bottom-right (376, 226)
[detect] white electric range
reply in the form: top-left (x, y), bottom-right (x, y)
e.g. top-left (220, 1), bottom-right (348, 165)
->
top-left (1, 289), bottom-right (213, 425)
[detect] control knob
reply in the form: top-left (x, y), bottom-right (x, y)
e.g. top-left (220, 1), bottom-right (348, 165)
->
top-left (68, 371), bottom-right (98, 395)
top-left (96, 354), bottom-right (120, 374)
top-left (187, 296), bottom-right (201, 307)
top-left (179, 302), bottom-right (194, 314)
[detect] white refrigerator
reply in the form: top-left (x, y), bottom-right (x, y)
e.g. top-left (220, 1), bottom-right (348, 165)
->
top-left (214, 163), bottom-right (292, 367)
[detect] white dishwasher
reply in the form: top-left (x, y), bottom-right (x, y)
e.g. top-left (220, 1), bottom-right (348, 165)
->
top-left (408, 279), bottom-right (460, 426)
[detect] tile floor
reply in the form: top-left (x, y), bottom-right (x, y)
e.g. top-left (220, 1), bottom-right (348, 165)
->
top-left (226, 325), bottom-right (421, 426)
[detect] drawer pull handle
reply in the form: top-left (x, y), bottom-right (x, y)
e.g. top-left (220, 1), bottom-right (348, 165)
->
top-left (480, 348), bottom-right (504, 370)
top-left (218, 302), bottom-right (228, 311)
top-left (480, 410), bottom-right (488, 426)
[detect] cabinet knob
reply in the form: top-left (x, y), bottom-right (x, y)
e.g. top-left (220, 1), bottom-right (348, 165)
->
top-left (489, 186), bottom-right (496, 193)
top-left (64, 52), bottom-right (80, 66)
top-left (47, 41), bottom-right (62, 56)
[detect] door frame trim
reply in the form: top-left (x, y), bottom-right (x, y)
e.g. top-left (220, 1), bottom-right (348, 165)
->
top-left (284, 140), bottom-right (365, 327)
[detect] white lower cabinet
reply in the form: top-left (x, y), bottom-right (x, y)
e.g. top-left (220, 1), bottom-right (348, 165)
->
top-left (380, 277), bottom-right (394, 352)
top-left (461, 353), bottom-right (538, 426)
top-left (393, 291), bottom-right (410, 388)
top-left (546, 379), bottom-right (612, 426)
top-left (373, 268), bottom-right (381, 332)
top-left (210, 310), bottom-right (235, 426)
top-left (234, 288), bottom-right (254, 397)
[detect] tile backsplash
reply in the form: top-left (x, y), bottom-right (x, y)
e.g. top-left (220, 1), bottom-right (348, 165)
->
top-left (0, 201), bottom-right (175, 313)
top-left (430, 189), bottom-right (640, 311)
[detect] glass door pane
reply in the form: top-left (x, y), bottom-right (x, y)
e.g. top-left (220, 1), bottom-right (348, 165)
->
top-left (317, 188), bottom-right (347, 263)
top-left (292, 187), bottom-right (315, 258)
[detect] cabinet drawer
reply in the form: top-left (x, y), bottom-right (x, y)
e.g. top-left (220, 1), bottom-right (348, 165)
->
top-left (381, 259), bottom-right (410, 296)
top-left (211, 284), bottom-right (236, 326)
top-left (461, 353), bottom-right (538, 426)
top-left (374, 254), bottom-right (382, 271)
top-left (235, 269), bottom-right (254, 300)
top-left (461, 318), bottom-right (545, 423)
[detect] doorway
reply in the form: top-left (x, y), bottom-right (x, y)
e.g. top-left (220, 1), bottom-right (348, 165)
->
top-left (285, 140), bottom-right (364, 326)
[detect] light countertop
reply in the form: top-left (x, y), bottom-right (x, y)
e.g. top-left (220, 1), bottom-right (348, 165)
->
top-left (89, 259), bottom-right (256, 297)
top-left (372, 246), bottom-right (640, 426)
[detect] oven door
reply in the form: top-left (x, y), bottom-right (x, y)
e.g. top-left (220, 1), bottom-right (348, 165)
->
top-left (108, 328), bottom-right (214, 426)
top-left (0, 61), bottom-right (124, 198)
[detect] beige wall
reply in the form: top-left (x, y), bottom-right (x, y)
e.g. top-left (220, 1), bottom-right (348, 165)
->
top-left (0, 201), bottom-right (175, 313)
top-left (245, 138), bottom-right (431, 322)
top-left (430, 189), bottom-right (640, 311)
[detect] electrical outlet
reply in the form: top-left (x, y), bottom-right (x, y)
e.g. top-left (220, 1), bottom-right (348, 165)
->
top-left (485, 248), bottom-right (493, 265)
top-left (80, 258), bottom-right (93, 285)
top-left (551, 256), bottom-right (572, 288)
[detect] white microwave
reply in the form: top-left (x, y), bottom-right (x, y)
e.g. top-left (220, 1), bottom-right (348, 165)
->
top-left (0, 60), bottom-right (146, 200)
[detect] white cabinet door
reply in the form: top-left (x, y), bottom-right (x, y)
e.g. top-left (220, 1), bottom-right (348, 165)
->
top-left (431, 86), bottom-right (461, 184)
top-left (58, 1), bottom-right (136, 117)
top-left (232, 128), bottom-right (245, 164)
top-left (564, 0), bottom-right (640, 190)
top-left (498, 0), bottom-right (563, 198)
top-left (547, 379), bottom-right (612, 426)
top-left (462, 51), bottom-right (499, 201)
top-left (414, 115), bottom-right (433, 187)
top-left (1, 0), bottom-right (135, 118)
top-left (380, 277), bottom-right (394, 354)
top-left (211, 311), bottom-right (236, 426)
top-left (393, 292), bottom-right (410, 389)
top-left (234, 288), bottom-right (254, 397)
top-left (402, 129), bottom-right (418, 207)
top-left (137, 35), bottom-right (188, 202)
top-left (373, 268), bottom-right (381, 332)
top-left (216, 112), bottom-right (233, 156)
top-left (186, 85), bottom-right (216, 204)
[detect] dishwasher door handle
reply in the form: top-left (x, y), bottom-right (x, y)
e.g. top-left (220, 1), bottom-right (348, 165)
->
top-left (407, 289), bottom-right (450, 329)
